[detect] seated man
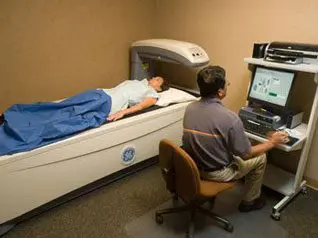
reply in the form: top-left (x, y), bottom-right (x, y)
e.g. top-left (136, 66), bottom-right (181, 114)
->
top-left (182, 66), bottom-right (288, 212)
top-left (0, 77), bottom-right (168, 155)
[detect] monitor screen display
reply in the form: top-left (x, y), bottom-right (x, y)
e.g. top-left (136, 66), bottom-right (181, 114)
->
top-left (248, 66), bottom-right (295, 107)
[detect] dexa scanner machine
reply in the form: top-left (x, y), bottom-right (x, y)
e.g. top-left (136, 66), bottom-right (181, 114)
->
top-left (0, 39), bottom-right (209, 236)
top-left (131, 39), bottom-right (209, 80)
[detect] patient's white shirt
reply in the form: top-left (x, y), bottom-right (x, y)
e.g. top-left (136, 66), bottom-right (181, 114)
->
top-left (101, 79), bottom-right (159, 115)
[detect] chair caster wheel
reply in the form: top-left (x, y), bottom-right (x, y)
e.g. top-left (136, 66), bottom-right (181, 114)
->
top-left (271, 212), bottom-right (281, 221)
top-left (225, 223), bottom-right (234, 232)
top-left (155, 213), bottom-right (164, 224)
top-left (301, 186), bottom-right (308, 195)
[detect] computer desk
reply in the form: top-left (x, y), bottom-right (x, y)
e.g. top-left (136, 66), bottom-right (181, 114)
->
top-left (244, 58), bottom-right (318, 220)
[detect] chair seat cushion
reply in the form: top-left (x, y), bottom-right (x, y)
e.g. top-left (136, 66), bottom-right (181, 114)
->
top-left (199, 180), bottom-right (235, 198)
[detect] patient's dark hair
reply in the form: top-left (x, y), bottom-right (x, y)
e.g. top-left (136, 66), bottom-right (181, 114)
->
top-left (160, 79), bottom-right (170, 92)
top-left (197, 65), bottom-right (226, 97)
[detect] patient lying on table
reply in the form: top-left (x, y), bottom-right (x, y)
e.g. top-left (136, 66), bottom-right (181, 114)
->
top-left (104, 77), bottom-right (168, 121)
top-left (0, 77), bottom-right (168, 155)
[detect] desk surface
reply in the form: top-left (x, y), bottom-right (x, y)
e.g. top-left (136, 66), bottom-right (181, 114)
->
top-left (245, 123), bottom-right (307, 152)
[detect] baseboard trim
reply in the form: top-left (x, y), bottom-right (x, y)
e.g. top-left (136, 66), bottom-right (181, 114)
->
top-left (305, 177), bottom-right (318, 191)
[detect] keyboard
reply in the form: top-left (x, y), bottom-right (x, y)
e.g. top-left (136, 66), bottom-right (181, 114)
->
top-left (242, 120), bottom-right (299, 147)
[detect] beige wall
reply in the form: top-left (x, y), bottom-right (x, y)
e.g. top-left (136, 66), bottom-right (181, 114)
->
top-left (0, 0), bottom-right (156, 110)
top-left (154, 0), bottom-right (318, 182)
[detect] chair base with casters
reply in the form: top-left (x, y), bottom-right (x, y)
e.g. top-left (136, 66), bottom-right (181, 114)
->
top-left (157, 139), bottom-right (236, 238)
top-left (155, 194), bottom-right (234, 238)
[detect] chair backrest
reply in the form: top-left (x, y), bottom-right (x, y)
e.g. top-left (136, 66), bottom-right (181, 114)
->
top-left (159, 139), bottom-right (201, 202)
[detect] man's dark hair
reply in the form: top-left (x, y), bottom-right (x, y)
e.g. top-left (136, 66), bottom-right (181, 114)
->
top-left (197, 65), bottom-right (226, 97)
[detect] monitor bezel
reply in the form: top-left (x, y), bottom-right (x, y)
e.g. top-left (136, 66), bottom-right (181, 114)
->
top-left (247, 65), bottom-right (296, 110)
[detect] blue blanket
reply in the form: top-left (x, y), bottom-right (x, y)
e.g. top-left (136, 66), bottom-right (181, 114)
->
top-left (0, 89), bottom-right (111, 156)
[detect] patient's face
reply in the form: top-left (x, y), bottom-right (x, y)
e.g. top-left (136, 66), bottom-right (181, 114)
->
top-left (149, 77), bottom-right (164, 92)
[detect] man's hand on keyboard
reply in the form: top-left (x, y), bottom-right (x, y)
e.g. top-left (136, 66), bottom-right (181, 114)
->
top-left (267, 131), bottom-right (289, 146)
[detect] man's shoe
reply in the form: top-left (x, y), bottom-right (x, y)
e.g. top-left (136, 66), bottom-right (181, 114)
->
top-left (238, 197), bottom-right (266, 212)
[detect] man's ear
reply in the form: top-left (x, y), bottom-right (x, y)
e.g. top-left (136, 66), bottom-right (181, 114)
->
top-left (217, 88), bottom-right (224, 97)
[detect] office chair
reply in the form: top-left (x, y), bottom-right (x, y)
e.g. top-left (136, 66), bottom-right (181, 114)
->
top-left (155, 139), bottom-right (235, 238)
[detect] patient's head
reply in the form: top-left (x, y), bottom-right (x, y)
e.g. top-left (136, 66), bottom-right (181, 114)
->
top-left (197, 65), bottom-right (228, 99)
top-left (148, 76), bottom-right (169, 92)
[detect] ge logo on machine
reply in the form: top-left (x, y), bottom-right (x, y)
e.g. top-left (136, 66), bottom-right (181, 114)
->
top-left (121, 146), bottom-right (136, 165)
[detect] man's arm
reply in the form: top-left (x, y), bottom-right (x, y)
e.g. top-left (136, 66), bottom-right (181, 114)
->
top-left (244, 131), bottom-right (289, 159)
top-left (107, 97), bottom-right (157, 121)
top-left (228, 118), bottom-right (289, 160)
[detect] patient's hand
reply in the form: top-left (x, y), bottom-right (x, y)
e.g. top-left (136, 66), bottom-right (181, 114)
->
top-left (107, 111), bottom-right (125, 121)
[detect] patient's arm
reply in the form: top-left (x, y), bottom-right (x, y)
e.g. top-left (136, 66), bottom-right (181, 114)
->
top-left (107, 97), bottom-right (157, 121)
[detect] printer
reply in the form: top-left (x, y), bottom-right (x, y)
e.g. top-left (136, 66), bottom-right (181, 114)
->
top-left (264, 42), bottom-right (318, 65)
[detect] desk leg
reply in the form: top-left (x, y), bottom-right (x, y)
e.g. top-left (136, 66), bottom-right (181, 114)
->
top-left (270, 180), bottom-right (307, 221)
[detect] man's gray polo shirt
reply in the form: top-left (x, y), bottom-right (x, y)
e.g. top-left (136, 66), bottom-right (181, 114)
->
top-left (182, 97), bottom-right (251, 171)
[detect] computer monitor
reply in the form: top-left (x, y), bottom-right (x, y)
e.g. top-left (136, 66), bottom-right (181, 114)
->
top-left (248, 66), bottom-right (295, 108)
